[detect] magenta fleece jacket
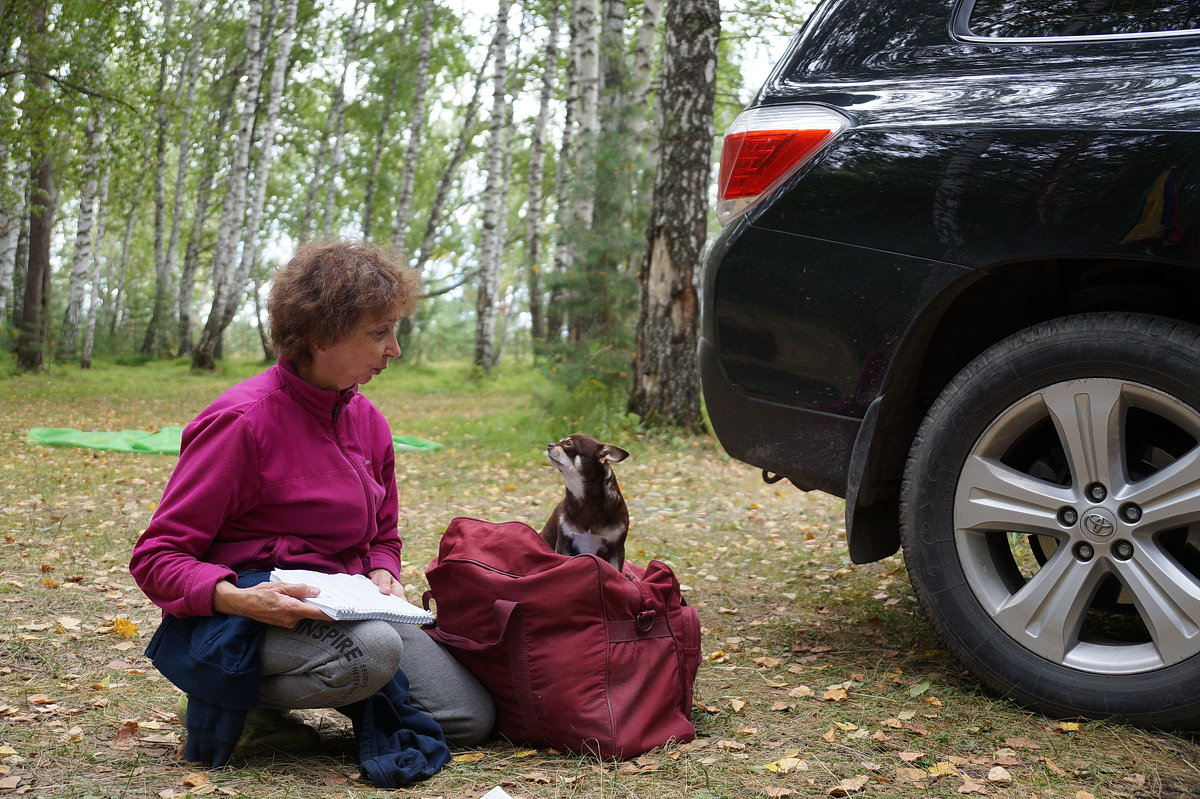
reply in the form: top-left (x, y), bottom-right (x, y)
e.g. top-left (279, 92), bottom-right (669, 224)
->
top-left (130, 358), bottom-right (404, 618)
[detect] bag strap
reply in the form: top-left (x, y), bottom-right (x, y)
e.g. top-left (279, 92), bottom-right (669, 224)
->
top-left (421, 600), bottom-right (546, 744)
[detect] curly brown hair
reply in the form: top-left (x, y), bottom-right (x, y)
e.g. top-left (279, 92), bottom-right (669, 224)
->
top-left (268, 240), bottom-right (421, 367)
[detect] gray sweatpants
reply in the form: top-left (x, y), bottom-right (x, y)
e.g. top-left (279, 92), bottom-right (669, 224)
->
top-left (257, 619), bottom-right (494, 746)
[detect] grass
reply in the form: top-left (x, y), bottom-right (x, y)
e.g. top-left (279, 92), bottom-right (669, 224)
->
top-left (1, 359), bottom-right (1199, 798)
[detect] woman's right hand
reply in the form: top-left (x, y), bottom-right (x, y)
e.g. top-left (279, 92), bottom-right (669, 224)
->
top-left (212, 579), bottom-right (332, 628)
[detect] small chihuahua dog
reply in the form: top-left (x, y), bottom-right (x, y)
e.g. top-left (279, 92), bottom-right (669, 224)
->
top-left (540, 433), bottom-right (631, 571)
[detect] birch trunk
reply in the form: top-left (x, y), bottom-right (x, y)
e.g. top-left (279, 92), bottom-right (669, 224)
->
top-left (564, 0), bottom-right (599, 343)
top-left (58, 110), bottom-right (105, 361)
top-left (630, 0), bottom-right (662, 163)
top-left (300, 0), bottom-right (364, 242)
top-left (178, 73), bottom-right (238, 356)
top-left (155, 1), bottom-right (210, 355)
top-left (81, 138), bottom-right (112, 368)
top-left (192, 0), bottom-right (266, 370)
top-left (472, 0), bottom-right (511, 371)
top-left (628, 0), bottom-right (719, 429)
top-left (390, 0), bottom-right (434, 251)
top-left (140, 0), bottom-right (176, 356)
top-left (524, 1), bottom-right (559, 344)
top-left (0, 150), bottom-right (26, 333)
top-left (220, 0), bottom-right (298, 334)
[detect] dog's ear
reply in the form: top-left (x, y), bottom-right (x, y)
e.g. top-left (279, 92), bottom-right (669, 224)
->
top-left (599, 444), bottom-right (629, 464)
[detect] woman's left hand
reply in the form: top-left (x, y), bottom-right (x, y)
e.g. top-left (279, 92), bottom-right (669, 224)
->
top-left (368, 568), bottom-right (401, 595)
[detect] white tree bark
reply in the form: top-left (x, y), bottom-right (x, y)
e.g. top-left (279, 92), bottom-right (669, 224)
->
top-left (299, 0), bottom-right (364, 242)
top-left (390, 0), bottom-right (434, 251)
top-left (141, 0), bottom-right (176, 355)
top-left (630, 0), bottom-right (662, 160)
top-left (473, 0), bottom-right (511, 370)
top-left (81, 138), bottom-right (112, 368)
top-left (193, 0), bottom-right (266, 369)
top-left (221, 0), bottom-right (298, 332)
top-left (58, 110), bottom-right (105, 360)
top-left (0, 150), bottom-right (26, 333)
top-left (524, 1), bottom-right (559, 343)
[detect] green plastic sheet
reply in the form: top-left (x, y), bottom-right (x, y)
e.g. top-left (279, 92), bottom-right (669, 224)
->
top-left (27, 427), bottom-right (442, 455)
top-left (27, 426), bottom-right (185, 454)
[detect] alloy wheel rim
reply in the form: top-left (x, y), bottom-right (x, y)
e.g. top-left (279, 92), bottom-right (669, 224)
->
top-left (953, 377), bottom-right (1200, 674)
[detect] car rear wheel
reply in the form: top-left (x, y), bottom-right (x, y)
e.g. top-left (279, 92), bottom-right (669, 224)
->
top-left (901, 312), bottom-right (1200, 727)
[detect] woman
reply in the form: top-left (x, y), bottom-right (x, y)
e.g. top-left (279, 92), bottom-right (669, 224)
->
top-left (130, 240), bottom-right (493, 779)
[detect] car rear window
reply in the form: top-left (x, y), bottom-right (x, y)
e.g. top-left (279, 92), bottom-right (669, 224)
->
top-left (967, 0), bottom-right (1200, 38)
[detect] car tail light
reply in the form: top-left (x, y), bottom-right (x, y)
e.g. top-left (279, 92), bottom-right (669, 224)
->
top-left (716, 106), bottom-right (851, 226)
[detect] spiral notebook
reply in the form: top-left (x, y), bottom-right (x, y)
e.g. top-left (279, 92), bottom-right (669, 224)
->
top-left (269, 568), bottom-right (435, 624)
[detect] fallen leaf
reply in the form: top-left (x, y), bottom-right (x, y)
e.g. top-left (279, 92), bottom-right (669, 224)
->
top-left (113, 618), bottom-right (139, 638)
top-left (823, 686), bottom-right (848, 702)
top-left (907, 679), bottom-right (930, 697)
top-left (987, 766), bottom-right (1012, 784)
top-left (959, 777), bottom-right (988, 794)
top-left (0, 775), bottom-right (22, 790)
top-left (898, 751), bottom-right (925, 762)
top-left (828, 775), bottom-right (869, 796)
top-left (762, 756), bottom-right (807, 774)
top-left (717, 739), bottom-right (746, 750)
top-left (764, 788), bottom-right (796, 797)
top-left (731, 698), bottom-right (747, 713)
top-left (452, 752), bottom-right (485, 763)
top-left (114, 720), bottom-right (140, 747)
top-left (1055, 721), bottom-right (1081, 733)
top-left (896, 768), bottom-right (928, 783)
top-left (181, 773), bottom-right (211, 788)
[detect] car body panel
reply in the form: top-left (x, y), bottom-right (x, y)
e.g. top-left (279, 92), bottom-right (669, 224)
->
top-left (699, 0), bottom-right (1200, 561)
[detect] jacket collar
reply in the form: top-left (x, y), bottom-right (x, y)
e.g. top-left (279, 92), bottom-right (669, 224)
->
top-left (276, 357), bottom-right (357, 425)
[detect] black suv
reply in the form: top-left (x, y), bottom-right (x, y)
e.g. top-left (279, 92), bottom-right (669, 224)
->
top-left (700, 0), bottom-right (1200, 727)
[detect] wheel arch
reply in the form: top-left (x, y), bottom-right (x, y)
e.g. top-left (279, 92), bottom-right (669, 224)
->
top-left (845, 255), bottom-right (1200, 564)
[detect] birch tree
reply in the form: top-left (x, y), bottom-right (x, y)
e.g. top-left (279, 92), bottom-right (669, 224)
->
top-left (629, 0), bottom-right (719, 429)
top-left (524, 1), bottom-right (559, 344)
top-left (218, 0), bottom-right (298, 338)
top-left (140, 0), bottom-right (176, 355)
top-left (299, 0), bottom-right (365, 242)
top-left (390, 0), bottom-right (434, 251)
top-left (57, 110), bottom-right (105, 361)
top-left (81, 138), bottom-right (112, 368)
top-left (192, 0), bottom-right (266, 370)
top-left (0, 153), bottom-right (25, 333)
top-left (473, 0), bottom-right (512, 371)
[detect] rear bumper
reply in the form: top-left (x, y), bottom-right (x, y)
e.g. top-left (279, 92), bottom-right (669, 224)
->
top-left (698, 337), bottom-right (859, 498)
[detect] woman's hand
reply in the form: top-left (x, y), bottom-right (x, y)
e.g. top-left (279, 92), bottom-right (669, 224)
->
top-left (368, 568), bottom-right (401, 595)
top-left (212, 579), bottom-right (331, 628)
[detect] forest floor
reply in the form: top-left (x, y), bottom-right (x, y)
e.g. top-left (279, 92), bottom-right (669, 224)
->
top-left (1, 359), bottom-right (1199, 799)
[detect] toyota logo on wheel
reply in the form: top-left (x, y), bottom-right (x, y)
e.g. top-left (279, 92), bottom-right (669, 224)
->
top-left (1083, 512), bottom-right (1115, 539)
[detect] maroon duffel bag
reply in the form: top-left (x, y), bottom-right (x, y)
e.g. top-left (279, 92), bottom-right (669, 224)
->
top-left (423, 517), bottom-right (701, 759)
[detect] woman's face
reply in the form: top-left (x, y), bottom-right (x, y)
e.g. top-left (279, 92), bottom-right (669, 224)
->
top-left (306, 312), bottom-right (401, 391)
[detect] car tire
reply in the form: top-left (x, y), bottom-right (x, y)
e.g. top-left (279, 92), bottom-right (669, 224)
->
top-left (901, 312), bottom-right (1200, 728)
